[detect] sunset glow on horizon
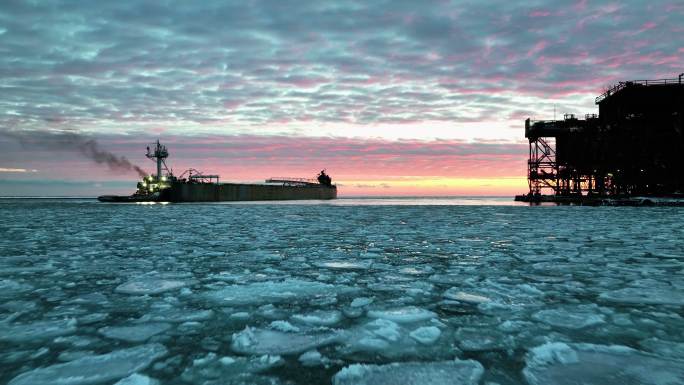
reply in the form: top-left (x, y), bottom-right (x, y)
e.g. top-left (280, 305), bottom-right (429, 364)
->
top-left (1, 1), bottom-right (682, 196)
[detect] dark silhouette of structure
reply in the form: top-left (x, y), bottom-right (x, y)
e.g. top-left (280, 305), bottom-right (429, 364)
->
top-left (522, 75), bottom-right (684, 201)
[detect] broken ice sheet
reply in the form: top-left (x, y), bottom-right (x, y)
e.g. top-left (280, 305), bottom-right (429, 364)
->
top-left (8, 343), bottom-right (167, 385)
top-left (332, 360), bottom-right (484, 385)
top-left (523, 342), bottom-right (684, 385)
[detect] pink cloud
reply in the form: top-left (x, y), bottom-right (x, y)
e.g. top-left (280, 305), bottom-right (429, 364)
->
top-left (527, 40), bottom-right (548, 58)
top-left (529, 10), bottom-right (551, 17)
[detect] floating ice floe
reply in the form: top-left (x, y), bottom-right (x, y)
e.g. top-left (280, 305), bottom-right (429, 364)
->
top-left (99, 323), bottom-right (171, 342)
top-left (523, 342), bottom-right (684, 385)
top-left (332, 360), bottom-right (484, 385)
top-left (206, 279), bottom-right (354, 306)
top-left (115, 278), bottom-right (188, 295)
top-left (409, 326), bottom-right (442, 345)
top-left (8, 343), bottom-right (167, 385)
top-left (114, 373), bottom-right (159, 385)
top-left (145, 308), bottom-right (214, 323)
top-left (299, 350), bottom-right (324, 367)
top-left (350, 297), bottom-right (374, 308)
top-left (231, 326), bottom-right (341, 355)
top-left (181, 352), bottom-right (283, 382)
top-left (340, 318), bottom-right (443, 358)
top-left (0, 319), bottom-right (77, 342)
top-left (367, 307), bottom-right (437, 324)
top-left (532, 307), bottom-right (606, 329)
top-left (316, 261), bottom-right (372, 270)
top-left (269, 320), bottom-right (300, 333)
top-left (599, 287), bottom-right (684, 306)
top-left (292, 310), bottom-right (342, 326)
top-left (443, 288), bottom-right (491, 305)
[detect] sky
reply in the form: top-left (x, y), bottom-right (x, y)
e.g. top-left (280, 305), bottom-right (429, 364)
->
top-left (1, 0), bottom-right (682, 196)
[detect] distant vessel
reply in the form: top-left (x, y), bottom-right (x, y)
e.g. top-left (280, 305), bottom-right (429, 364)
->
top-left (97, 141), bottom-right (337, 202)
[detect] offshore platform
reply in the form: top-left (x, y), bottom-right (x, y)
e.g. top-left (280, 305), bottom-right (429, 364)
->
top-left (516, 74), bottom-right (684, 205)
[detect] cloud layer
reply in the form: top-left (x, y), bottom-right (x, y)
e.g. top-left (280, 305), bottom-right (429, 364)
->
top-left (1, 1), bottom-right (682, 138)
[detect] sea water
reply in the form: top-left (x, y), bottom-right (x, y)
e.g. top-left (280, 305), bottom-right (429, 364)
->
top-left (1, 198), bottom-right (683, 384)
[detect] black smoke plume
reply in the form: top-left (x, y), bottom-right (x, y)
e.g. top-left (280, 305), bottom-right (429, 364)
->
top-left (1, 130), bottom-right (148, 177)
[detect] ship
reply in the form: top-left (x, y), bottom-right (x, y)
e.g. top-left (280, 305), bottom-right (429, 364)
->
top-left (97, 141), bottom-right (337, 202)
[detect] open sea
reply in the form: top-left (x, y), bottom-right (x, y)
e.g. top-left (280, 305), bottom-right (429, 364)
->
top-left (1, 197), bottom-right (683, 384)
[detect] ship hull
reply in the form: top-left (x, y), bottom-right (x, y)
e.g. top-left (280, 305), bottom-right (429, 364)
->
top-left (160, 182), bottom-right (337, 202)
top-left (99, 182), bottom-right (337, 203)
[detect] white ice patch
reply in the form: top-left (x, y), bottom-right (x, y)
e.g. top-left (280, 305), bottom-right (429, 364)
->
top-left (292, 310), bottom-right (342, 326)
top-left (332, 360), bottom-right (484, 385)
top-left (367, 307), bottom-right (436, 324)
top-left (206, 279), bottom-right (353, 306)
top-left (350, 297), bottom-right (374, 308)
top-left (316, 261), bottom-right (371, 270)
top-left (269, 320), bottom-right (300, 333)
top-left (409, 326), bottom-right (442, 345)
top-left (443, 288), bottom-right (491, 304)
top-left (115, 279), bottom-right (187, 295)
top-left (114, 373), bottom-right (159, 385)
top-left (299, 350), bottom-right (324, 367)
top-left (99, 323), bottom-right (171, 342)
top-left (8, 343), bottom-right (167, 385)
top-left (0, 319), bottom-right (77, 342)
top-left (145, 308), bottom-right (214, 323)
top-left (180, 352), bottom-right (284, 381)
top-left (231, 326), bottom-right (341, 355)
top-left (523, 342), bottom-right (684, 385)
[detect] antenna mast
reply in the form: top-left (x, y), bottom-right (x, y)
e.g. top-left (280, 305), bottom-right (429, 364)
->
top-left (146, 140), bottom-right (170, 179)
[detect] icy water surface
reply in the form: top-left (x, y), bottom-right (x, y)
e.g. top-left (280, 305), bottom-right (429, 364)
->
top-left (1, 198), bottom-right (684, 385)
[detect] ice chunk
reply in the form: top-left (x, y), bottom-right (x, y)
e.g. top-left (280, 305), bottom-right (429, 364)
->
top-left (409, 326), bottom-right (441, 345)
top-left (332, 360), bottom-right (484, 385)
top-left (443, 288), bottom-right (491, 304)
top-left (231, 326), bottom-right (341, 355)
top-left (523, 342), bottom-right (684, 385)
top-left (114, 373), bottom-right (159, 385)
top-left (99, 323), bottom-right (171, 342)
top-left (206, 279), bottom-right (353, 306)
top-left (367, 307), bottom-right (436, 323)
top-left (269, 320), bottom-right (300, 333)
top-left (599, 287), bottom-right (684, 306)
top-left (8, 343), bottom-right (167, 385)
top-left (298, 350), bottom-right (323, 367)
top-left (146, 309), bottom-right (214, 323)
top-left (115, 279), bottom-right (188, 295)
top-left (350, 297), bottom-right (374, 308)
top-left (532, 308), bottom-right (605, 329)
top-left (0, 319), bottom-right (77, 342)
top-left (292, 310), bottom-right (342, 326)
top-left (180, 352), bottom-right (283, 382)
top-left (366, 319), bottom-right (402, 342)
top-left (316, 261), bottom-right (371, 270)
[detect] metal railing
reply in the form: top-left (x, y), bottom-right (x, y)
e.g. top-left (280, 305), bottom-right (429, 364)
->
top-left (596, 76), bottom-right (683, 104)
top-left (265, 177), bottom-right (319, 186)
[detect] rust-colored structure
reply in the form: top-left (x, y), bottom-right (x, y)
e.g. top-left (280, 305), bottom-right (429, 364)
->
top-left (523, 75), bottom-right (684, 200)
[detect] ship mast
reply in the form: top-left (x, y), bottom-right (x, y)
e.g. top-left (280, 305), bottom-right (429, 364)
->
top-left (146, 140), bottom-right (170, 179)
